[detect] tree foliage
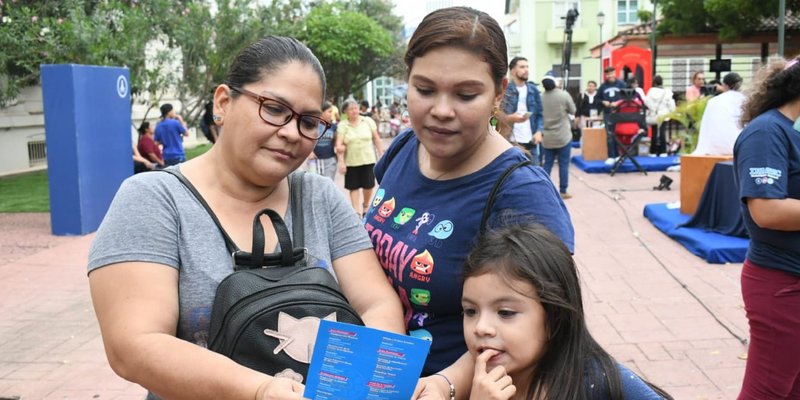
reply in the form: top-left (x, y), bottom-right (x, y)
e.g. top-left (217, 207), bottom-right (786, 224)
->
top-left (299, 1), bottom-right (397, 102)
top-left (0, 0), bottom-right (404, 118)
top-left (658, 0), bottom-right (800, 40)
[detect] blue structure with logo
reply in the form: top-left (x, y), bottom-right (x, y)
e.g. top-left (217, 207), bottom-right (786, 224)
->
top-left (41, 64), bottom-right (132, 235)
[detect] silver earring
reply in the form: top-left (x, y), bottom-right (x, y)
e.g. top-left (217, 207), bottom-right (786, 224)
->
top-left (212, 115), bottom-right (221, 122)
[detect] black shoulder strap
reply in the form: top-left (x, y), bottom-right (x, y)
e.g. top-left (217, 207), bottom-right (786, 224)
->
top-left (382, 130), bottom-right (414, 167)
top-left (479, 160), bottom-right (532, 234)
top-left (289, 171), bottom-right (304, 248)
top-left (161, 168), bottom-right (239, 254)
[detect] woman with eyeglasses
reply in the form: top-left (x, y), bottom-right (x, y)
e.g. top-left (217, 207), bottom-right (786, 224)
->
top-left (335, 99), bottom-right (385, 216)
top-left (87, 36), bottom-right (404, 400)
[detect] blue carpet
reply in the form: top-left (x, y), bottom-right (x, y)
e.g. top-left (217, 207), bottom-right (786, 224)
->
top-left (571, 141), bottom-right (580, 148)
top-left (571, 155), bottom-right (679, 173)
top-left (643, 203), bottom-right (748, 264)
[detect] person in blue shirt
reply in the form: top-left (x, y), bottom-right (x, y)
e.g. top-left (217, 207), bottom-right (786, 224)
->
top-left (154, 103), bottom-right (188, 165)
top-left (501, 56), bottom-right (544, 166)
top-left (364, 7), bottom-right (574, 399)
top-left (463, 222), bottom-right (671, 400)
top-left (734, 55), bottom-right (800, 400)
top-left (308, 101), bottom-right (337, 180)
top-left (597, 66), bottom-right (627, 164)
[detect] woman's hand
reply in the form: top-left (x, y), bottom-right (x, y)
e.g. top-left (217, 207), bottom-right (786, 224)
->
top-left (412, 375), bottom-right (451, 400)
top-left (338, 164), bottom-right (347, 175)
top-left (469, 350), bottom-right (516, 400)
top-left (256, 377), bottom-right (307, 400)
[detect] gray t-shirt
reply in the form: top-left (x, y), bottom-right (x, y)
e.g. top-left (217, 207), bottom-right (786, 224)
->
top-left (541, 88), bottom-right (577, 149)
top-left (88, 168), bottom-right (370, 396)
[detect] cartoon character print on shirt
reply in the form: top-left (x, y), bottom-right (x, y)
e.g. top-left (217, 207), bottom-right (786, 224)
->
top-left (410, 288), bottom-right (431, 306)
top-left (373, 197), bottom-right (396, 224)
top-left (370, 188), bottom-right (386, 212)
top-left (409, 249), bottom-right (434, 283)
top-left (427, 220), bottom-right (454, 248)
top-left (412, 312), bottom-right (430, 326)
top-left (409, 328), bottom-right (433, 342)
top-left (409, 211), bottom-right (435, 242)
top-left (392, 207), bottom-right (416, 230)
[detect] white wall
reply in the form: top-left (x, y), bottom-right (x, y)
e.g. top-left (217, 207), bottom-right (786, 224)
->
top-left (0, 85), bottom-right (204, 177)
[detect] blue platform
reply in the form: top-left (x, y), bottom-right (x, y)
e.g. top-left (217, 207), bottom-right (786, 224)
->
top-left (571, 155), bottom-right (679, 173)
top-left (643, 203), bottom-right (748, 264)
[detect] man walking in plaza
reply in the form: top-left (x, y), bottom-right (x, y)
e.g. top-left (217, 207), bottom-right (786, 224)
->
top-left (598, 66), bottom-right (627, 165)
top-left (501, 56), bottom-right (544, 165)
top-left (154, 103), bottom-right (188, 166)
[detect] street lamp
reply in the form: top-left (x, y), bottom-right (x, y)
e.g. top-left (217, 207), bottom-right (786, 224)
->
top-left (597, 11), bottom-right (605, 79)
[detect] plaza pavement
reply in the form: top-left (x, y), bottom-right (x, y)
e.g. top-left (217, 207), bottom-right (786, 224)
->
top-left (0, 145), bottom-right (748, 399)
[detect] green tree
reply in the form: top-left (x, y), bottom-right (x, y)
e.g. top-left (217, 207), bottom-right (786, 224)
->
top-left (0, 0), bottom-right (177, 108)
top-left (301, 1), bottom-right (400, 102)
top-left (659, 0), bottom-right (800, 40)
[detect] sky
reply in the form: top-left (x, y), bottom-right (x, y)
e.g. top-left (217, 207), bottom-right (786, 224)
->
top-left (390, 0), bottom-right (505, 40)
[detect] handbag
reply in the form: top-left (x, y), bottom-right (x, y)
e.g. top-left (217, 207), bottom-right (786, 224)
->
top-left (163, 169), bottom-right (363, 383)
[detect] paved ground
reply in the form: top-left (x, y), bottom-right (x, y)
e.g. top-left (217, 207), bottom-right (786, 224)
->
top-left (0, 147), bottom-right (749, 399)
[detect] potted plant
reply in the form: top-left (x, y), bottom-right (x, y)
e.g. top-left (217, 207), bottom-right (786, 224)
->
top-left (658, 95), bottom-right (711, 154)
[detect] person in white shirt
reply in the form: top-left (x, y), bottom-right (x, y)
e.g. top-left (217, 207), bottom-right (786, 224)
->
top-left (645, 75), bottom-right (676, 156)
top-left (692, 72), bottom-right (746, 155)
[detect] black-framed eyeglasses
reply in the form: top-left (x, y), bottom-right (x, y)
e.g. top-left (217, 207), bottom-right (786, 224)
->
top-left (230, 86), bottom-right (331, 140)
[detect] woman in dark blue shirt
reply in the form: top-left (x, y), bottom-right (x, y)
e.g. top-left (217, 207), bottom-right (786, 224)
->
top-left (733, 55), bottom-right (800, 400)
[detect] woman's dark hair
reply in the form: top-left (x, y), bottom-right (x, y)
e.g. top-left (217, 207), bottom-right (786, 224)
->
top-left (404, 7), bottom-right (507, 91)
top-left (464, 221), bottom-right (673, 400)
top-left (137, 121), bottom-right (150, 135)
top-left (224, 36), bottom-right (326, 101)
top-left (587, 80), bottom-right (597, 87)
top-left (321, 101), bottom-right (332, 112)
top-left (627, 77), bottom-right (639, 86)
top-left (742, 56), bottom-right (800, 125)
top-left (653, 75), bottom-right (663, 87)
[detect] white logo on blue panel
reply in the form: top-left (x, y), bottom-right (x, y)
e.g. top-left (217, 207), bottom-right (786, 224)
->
top-left (117, 75), bottom-right (128, 98)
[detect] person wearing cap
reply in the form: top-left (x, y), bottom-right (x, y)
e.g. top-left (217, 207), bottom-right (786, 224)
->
top-left (540, 75), bottom-right (577, 199)
top-left (597, 66), bottom-right (627, 164)
top-left (692, 72), bottom-right (746, 155)
top-left (154, 103), bottom-right (189, 165)
top-left (500, 56), bottom-right (544, 165)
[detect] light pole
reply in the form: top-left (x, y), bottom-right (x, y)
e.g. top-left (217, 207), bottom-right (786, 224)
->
top-left (597, 11), bottom-right (605, 80)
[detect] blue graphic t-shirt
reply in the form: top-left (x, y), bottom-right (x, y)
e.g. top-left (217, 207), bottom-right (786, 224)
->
top-left (366, 131), bottom-right (575, 375)
top-left (314, 122), bottom-right (337, 159)
top-left (734, 108), bottom-right (800, 276)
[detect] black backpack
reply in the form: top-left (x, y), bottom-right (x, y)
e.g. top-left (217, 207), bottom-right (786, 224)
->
top-left (165, 170), bottom-right (363, 383)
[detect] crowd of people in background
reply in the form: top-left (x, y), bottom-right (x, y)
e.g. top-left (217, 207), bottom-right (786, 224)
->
top-left (104, 4), bottom-right (800, 399)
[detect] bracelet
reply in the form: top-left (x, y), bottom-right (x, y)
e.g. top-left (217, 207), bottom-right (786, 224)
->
top-left (433, 373), bottom-right (455, 400)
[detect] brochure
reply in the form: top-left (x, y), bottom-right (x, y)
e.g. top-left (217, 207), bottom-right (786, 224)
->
top-left (304, 320), bottom-right (431, 400)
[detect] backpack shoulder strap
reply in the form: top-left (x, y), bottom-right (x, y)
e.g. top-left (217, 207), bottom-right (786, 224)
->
top-left (161, 168), bottom-right (239, 253)
top-left (289, 171), bottom-right (305, 249)
top-left (382, 130), bottom-right (414, 167)
top-left (479, 160), bottom-right (532, 234)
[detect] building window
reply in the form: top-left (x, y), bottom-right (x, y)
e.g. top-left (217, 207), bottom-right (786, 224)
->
top-left (671, 58), bottom-right (706, 89)
top-left (553, 0), bottom-right (581, 28)
top-left (617, 0), bottom-right (638, 25)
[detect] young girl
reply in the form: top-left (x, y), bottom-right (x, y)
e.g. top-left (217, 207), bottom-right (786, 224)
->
top-left (461, 222), bottom-right (672, 400)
